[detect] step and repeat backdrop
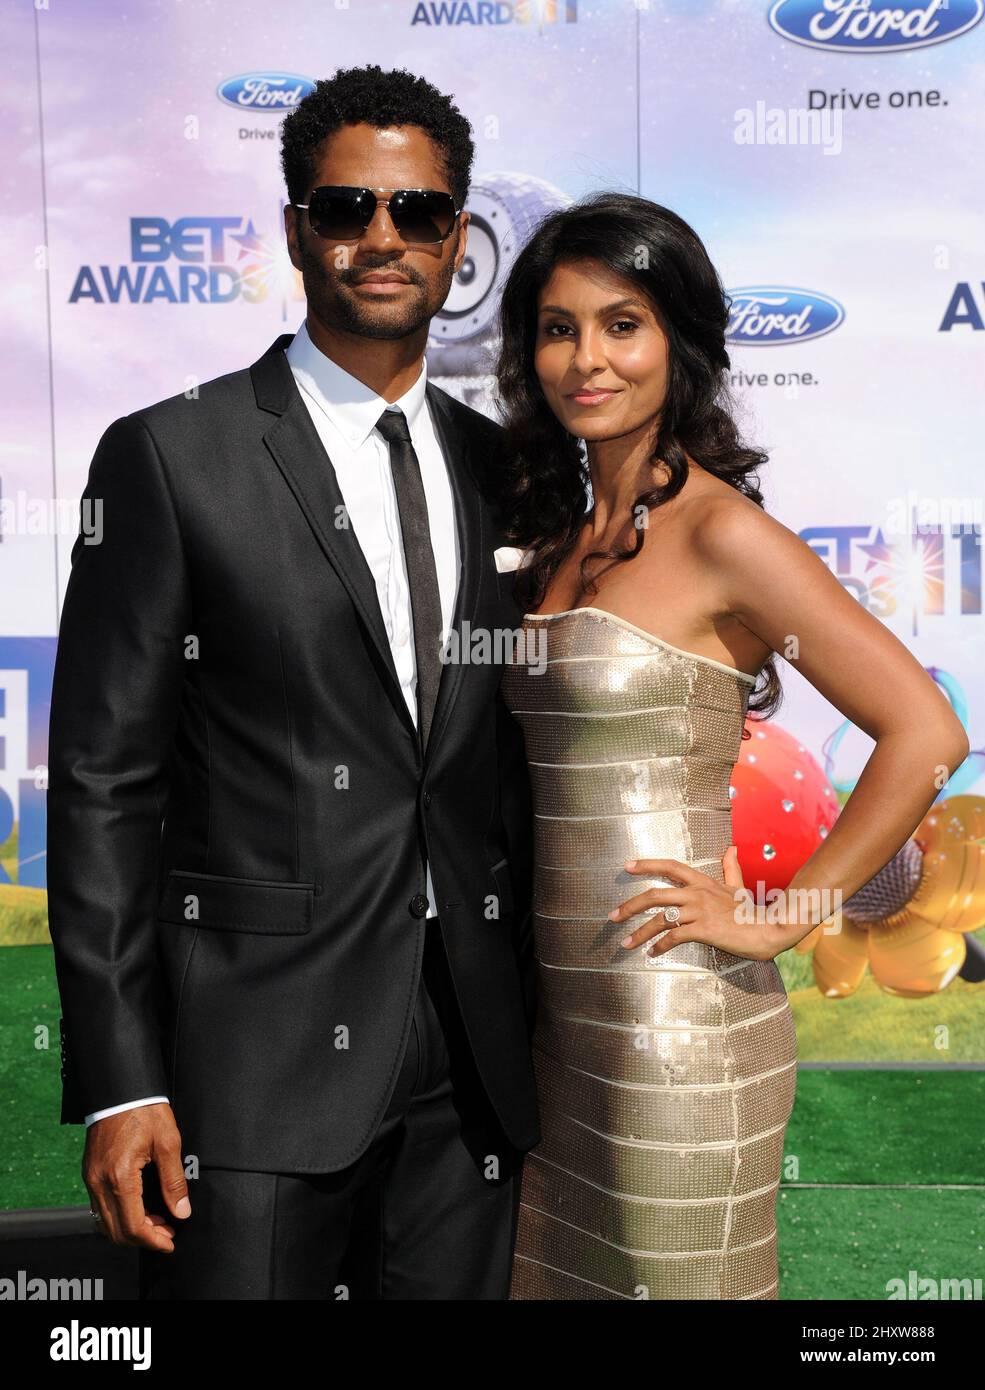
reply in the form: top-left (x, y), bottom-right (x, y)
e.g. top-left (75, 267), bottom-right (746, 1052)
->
top-left (3, 0), bottom-right (983, 1066)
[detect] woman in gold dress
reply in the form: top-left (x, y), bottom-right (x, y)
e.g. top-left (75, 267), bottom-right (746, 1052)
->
top-left (492, 194), bottom-right (969, 1300)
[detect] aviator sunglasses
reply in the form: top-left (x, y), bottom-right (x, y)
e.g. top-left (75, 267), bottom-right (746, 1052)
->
top-left (293, 185), bottom-right (462, 245)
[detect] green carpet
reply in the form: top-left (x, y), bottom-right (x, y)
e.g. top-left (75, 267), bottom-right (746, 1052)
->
top-left (2, 943), bottom-right (982, 1299)
top-left (779, 1188), bottom-right (984, 1301)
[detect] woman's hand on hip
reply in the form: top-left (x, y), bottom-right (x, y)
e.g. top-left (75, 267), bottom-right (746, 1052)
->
top-left (608, 848), bottom-right (794, 961)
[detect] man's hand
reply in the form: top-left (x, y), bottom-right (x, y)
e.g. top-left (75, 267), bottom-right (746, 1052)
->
top-left (83, 1103), bottom-right (190, 1252)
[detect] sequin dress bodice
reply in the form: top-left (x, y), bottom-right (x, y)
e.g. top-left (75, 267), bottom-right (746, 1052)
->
top-left (501, 607), bottom-right (797, 1302)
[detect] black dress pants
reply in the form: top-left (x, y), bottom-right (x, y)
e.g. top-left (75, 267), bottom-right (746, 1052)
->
top-left (137, 918), bottom-right (526, 1299)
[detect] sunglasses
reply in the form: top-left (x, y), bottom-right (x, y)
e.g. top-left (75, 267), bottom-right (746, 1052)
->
top-left (294, 185), bottom-right (462, 245)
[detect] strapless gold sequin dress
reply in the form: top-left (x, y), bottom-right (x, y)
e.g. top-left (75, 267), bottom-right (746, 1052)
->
top-left (501, 607), bottom-right (797, 1301)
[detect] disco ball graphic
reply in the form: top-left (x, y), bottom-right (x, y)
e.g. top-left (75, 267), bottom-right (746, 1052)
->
top-left (428, 172), bottom-right (570, 413)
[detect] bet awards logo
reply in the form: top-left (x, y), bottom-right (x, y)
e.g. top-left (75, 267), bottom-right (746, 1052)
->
top-left (412, 0), bottom-right (577, 25)
top-left (69, 218), bottom-right (280, 305)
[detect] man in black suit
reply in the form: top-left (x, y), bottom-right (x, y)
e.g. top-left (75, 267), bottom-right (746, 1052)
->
top-left (47, 64), bottom-right (539, 1299)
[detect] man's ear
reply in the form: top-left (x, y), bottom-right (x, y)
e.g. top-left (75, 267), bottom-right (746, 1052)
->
top-left (452, 210), bottom-right (470, 275)
top-left (284, 203), bottom-right (303, 272)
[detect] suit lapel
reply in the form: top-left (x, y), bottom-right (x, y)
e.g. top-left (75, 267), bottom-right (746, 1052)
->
top-left (251, 336), bottom-right (485, 762)
top-left (253, 336), bottom-right (415, 740)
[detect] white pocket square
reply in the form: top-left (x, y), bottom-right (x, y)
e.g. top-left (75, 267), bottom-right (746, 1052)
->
top-left (494, 545), bottom-right (534, 573)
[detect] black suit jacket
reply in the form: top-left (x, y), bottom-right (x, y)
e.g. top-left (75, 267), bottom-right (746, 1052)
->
top-left (47, 333), bottom-right (540, 1172)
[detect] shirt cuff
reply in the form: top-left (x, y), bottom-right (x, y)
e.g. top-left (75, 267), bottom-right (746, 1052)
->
top-left (84, 1096), bottom-right (170, 1126)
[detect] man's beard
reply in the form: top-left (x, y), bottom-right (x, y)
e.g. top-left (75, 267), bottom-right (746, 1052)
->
top-left (298, 234), bottom-right (458, 341)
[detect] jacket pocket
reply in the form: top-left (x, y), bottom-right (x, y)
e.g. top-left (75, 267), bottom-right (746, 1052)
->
top-left (489, 856), bottom-right (515, 920)
top-left (157, 869), bottom-right (315, 935)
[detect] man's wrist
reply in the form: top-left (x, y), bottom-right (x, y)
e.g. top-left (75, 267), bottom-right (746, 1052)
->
top-left (84, 1096), bottom-right (170, 1127)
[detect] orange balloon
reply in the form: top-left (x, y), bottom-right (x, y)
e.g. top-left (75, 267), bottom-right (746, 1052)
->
top-left (868, 917), bottom-right (966, 997)
top-left (812, 917), bottom-right (870, 998)
top-left (794, 924), bottom-right (822, 955)
top-left (905, 842), bottom-right (985, 934)
top-left (915, 794), bottom-right (985, 855)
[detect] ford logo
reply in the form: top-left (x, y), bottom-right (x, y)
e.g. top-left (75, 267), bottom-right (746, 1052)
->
top-left (217, 72), bottom-right (316, 112)
top-left (768, 0), bottom-right (984, 53)
top-left (726, 288), bottom-right (845, 346)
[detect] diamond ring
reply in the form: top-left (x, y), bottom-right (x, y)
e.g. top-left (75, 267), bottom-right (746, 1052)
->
top-left (664, 906), bottom-right (681, 924)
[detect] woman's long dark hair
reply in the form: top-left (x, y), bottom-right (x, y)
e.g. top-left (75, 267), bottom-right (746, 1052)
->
top-left (493, 191), bottom-right (781, 722)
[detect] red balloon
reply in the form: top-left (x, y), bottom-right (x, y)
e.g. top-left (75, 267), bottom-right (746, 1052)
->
top-left (729, 721), bottom-right (839, 898)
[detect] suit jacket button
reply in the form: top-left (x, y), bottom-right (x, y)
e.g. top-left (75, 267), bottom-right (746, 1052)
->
top-left (409, 894), bottom-right (428, 918)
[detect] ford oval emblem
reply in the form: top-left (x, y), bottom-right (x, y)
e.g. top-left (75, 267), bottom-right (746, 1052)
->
top-left (217, 72), bottom-right (316, 112)
top-left (768, 0), bottom-right (984, 54)
top-left (726, 287), bottom-right (845, 346)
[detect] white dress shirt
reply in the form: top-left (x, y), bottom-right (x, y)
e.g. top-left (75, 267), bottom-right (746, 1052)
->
top-left (84, 320), bottom-right (460, 1125)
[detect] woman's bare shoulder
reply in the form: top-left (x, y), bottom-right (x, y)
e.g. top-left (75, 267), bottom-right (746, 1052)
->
top-left (685, 470), bottom-right (799, 558)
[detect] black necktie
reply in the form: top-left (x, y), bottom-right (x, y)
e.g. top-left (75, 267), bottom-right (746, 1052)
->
top-left (375, 407), bottom-right (443, 754)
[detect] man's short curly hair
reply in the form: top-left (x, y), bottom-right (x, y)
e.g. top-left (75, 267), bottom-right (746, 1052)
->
top-left (280, 64), bottom-right (475, 209)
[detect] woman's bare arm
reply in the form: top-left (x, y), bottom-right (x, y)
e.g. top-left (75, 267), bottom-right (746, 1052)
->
top-left (612, 495), bottom-right (970, 956)
top-left (714, 498), bottom-right (968, 920)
